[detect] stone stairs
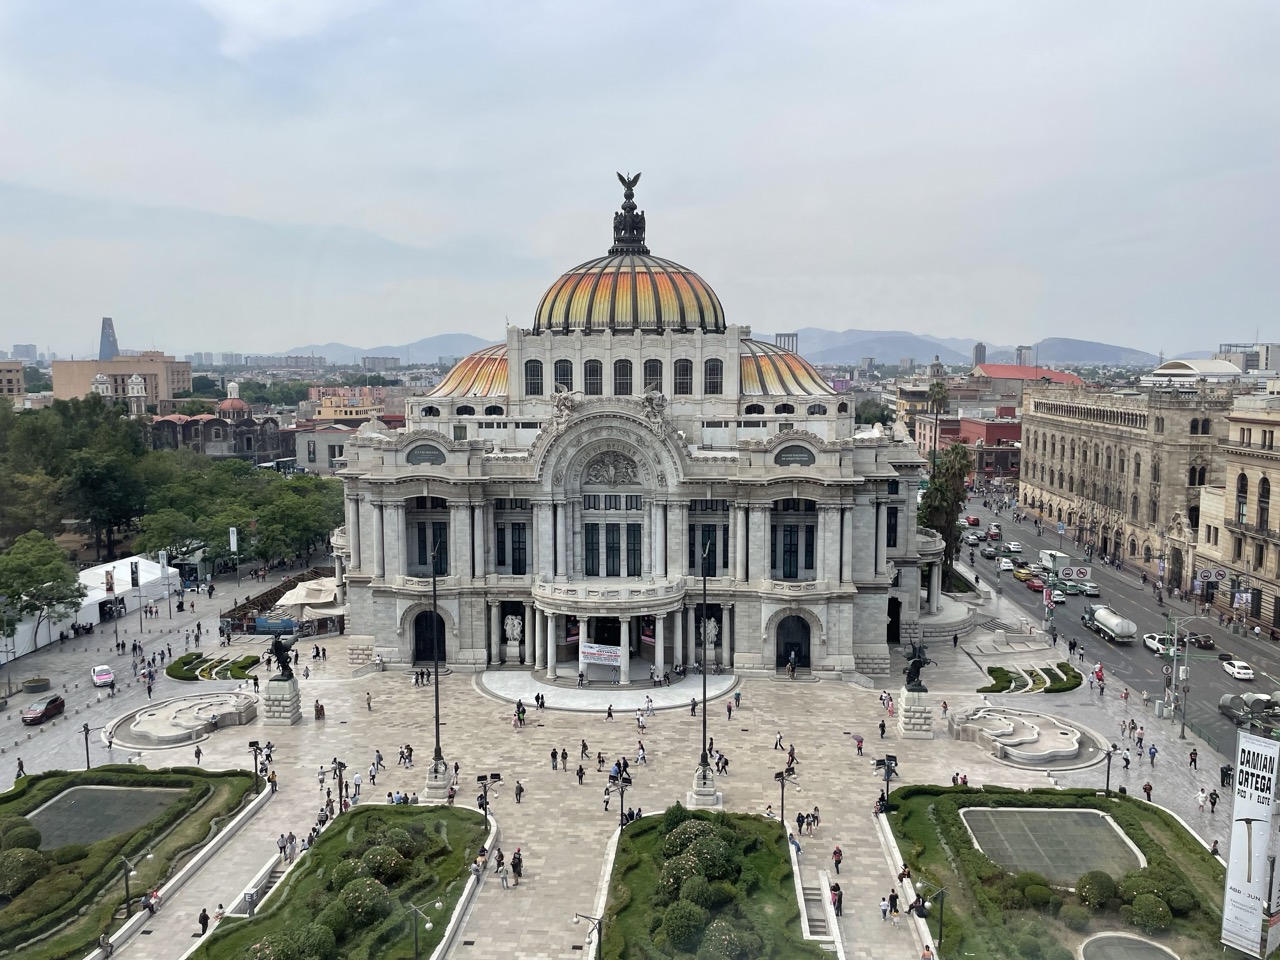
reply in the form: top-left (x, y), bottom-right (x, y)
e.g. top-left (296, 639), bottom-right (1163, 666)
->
top-left (802, 883), bottom-right (829, 936)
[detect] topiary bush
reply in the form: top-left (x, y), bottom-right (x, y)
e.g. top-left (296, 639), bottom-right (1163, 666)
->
top-left (1059, 904), bottom-right (1090, 931)
top-left (1166, 886), bottom-right (1197, 916)
top-left (1076, 870), bottom-right (1117, 910)
top-left (51, 843), bottom-right (88, 864)
top-left (0, 847), bottom-right (50, 897)
top-left (1118, 870), bottom-right (1162, 904)
top-left (360, 845), bottom-right (408, 884)
top-left (339, 876), bottom-right (392, 929)
top-left (316, 899), bottom-right (352, 939)
top-left (329, 859), bottom-right (370, 891)
top-left (1130, 893), bottom-right (1172, 934)
top-left (660, 899), bottom-right (709, 952)
top-left (293, 922), bottom-right (338, 960)
top-left (383, 827), bottom-right (417, 859)
top-left (686, 836), bottom-right (737, 882)
top-left (1014, 872), bottom-right (1050, 891)
top-left (1024, 884), bottom-right (1053, 909)
top-left (659, 853), bottom-right (703, 904)
top-left (663, 819), bottom-right (717, 858)
top-left (680, 874), bottom-right (714, 909)
top-left (663, 802), bottom-right (694, 834)
top-left (1, 825), bottom-right (41, 851)
top-left (1014, 932), bottom-right (1043, 959)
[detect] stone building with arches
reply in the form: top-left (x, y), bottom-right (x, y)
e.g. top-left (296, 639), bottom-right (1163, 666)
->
top-left (1019, 381), bottom-right (1240, 592)
top-left (332, 177), bottom-right (930, 679)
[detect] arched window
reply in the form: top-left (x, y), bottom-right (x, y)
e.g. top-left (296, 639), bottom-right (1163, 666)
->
top-left (1259, 477), bottom-right (1271, 529)
top-left (1144, 544), bottom-right (1152, 562)
top-left (1128, 538), bottom-right (1137, 557)
top-left (1093, 444), bottom-right (1100, 465)
top-left (1070, 441), bottom-right (1076, 461)
top-left (1190, 419), bottom-right (1200, 436)
top-left (1237, 472), bottom-right (1250, 525)
top-left (613, 359), bottom-right (633, 396)
top-left (1197, 465), bottom-right (1206, 485)
top-left (554, 359), bottom-right (573, 392)
top-left (774, 403), bottom-right (795, 414)
top-left (807, 404), bottom-right (828, 415)
top-left (1131, 494), bottom-right (1139, 519)
top-left (1118, 452), bottom-right (1125, 475)
top-left (673, 359), bottom-right (694, 395)
top-left (745, 403), bottom-right (765, 415)
top-left (524, 360), bottom-right (543, 396)
top-left (484, 405), bottom-right (504, 416)
top-left (643, 359), bottom-right (663, 392)
top-left (1200, 418), bottom-right (1210, 434)
top-left (456, 405), bottom-right (475, 416)
top-left (1152, 459), bottom-right (1161, 483)
top-left (837, 401), bottom-right (848, 413)
top-left (423, 406), bottom-right (440, 417)
top-left (1189, 466), bottom-right (1197, 486)
top-left (1068, 474), bottom-right (1074, 493)
top-left (1103, 485), bottom-right (1110, 506)
top-left (1105, 448), bottom-right (1112, 471)
top-left (584, 359), bottom-right (603, 396)
top-left (704, 359), bottom-right (723, 395)
top-left (1050, 439), bottom-right (1056, 458)
top-left (1133, 454), bottom-right (1141, 481)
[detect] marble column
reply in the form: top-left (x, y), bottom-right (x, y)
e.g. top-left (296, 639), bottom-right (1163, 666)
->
top-left (815, 507), bottom-right (828, 583)
top-left (489, 601), bottom-right (502, 665)
top-left (472, 504), bottom-right (486, 581)
top-left (735, 505), bottom-right (748, 581)
top-left (373, 502), bottom-right (386, 580)
top-left (642, 502), bottom-right (654, 579)
top-left (876, 501), bottom-right (888, 575)
top-left (654, 503), bottom-right (667, 578)
top-left (521, 601), bottom-right (533, 664)
top-left (555, 504), bottom-right (568, 579)
top-left (578, 616), bottom-right (589, 679)
top-left (533, 502), bottom-right (553, 580)
top-left (840, 505), bottom-right (854, 583)
top-left (655, 614), bottom-right (666, 678)
top-left (749, 505), bottom-right (769, 580)
top-left (686, 605), bottom-right (698, 666)
top-left (726, 603), bottom-right (735, 668)
top-left (673, 606), bottom-right (684, 667)
top-left (449, 503), bottom-right (468, 578)
top-left (391, 501), bottom-right (407, 580)
top-left (546, 613), bottom-right (559, 680)
top-left (534, 608), bottom-right (546, 670)
top-left (930, 562), bottom-right (942, 614)
top-left (668, 502), bottom-right (688, 578)
top-left (620, 616), bottom-right (631, 684)
top-left (346, 495), bottom-right (362, 572)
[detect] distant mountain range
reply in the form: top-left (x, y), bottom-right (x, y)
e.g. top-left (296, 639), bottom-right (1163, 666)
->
top-left (280, 334), bottom-right (498, 365)
top-left (765, 327), bottom-right (1161, 368)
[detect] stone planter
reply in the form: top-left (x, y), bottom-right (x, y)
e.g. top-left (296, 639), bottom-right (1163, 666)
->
top-left (22, 678), bottom-right (50, 693)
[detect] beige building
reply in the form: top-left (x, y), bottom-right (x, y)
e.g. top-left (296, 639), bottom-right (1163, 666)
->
top-left (0, 361), bottom-right (23, 406)
top-left (52, 352), bottom-right (192, 412)
top-left (1020, 381), bottom-right (1239, 592)
top-left (1196, 393), bottom-right (1280, 630)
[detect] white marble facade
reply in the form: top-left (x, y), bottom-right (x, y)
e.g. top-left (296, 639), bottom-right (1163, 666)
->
top-left (333, 178), bottom-right (929, 680)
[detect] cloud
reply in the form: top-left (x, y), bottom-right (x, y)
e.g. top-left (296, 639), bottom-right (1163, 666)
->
top-left (190, 0), bottom-right (389, 57)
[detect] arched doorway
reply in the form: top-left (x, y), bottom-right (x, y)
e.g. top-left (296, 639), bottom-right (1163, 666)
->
top-left (887, 597), bottom-right (902, 646)
top-left (775, 615), bottom-right (810, 669)
top-left (413, 610), bottom-right (446, 663)
top-left (1169, 548), bottom-right (1184, 591)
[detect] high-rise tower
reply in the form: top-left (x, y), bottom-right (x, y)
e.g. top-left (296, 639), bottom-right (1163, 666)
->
top-left (98, 317), bottom-right (119, 361)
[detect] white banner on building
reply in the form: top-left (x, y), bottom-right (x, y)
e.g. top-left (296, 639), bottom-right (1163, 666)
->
top-left (229, 526), bottom-right (239, 553)
top-left (580, 642), bottom-right (621, 666)
top-left (1222, 732), bottom-right (1280, 957)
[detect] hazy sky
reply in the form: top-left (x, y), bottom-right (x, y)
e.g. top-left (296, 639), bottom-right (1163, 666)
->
top-left (1, 1), bottom-right (1276, 358)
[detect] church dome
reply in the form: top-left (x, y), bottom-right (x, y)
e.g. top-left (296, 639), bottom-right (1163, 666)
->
top-left (217, 381), bottom-right (250, 418)
top-left (533, 174), bottom-right (725, 335)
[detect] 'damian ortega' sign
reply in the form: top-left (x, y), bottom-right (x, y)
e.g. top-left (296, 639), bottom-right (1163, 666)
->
top-left (1222, 732), bottom-right (1280, 957)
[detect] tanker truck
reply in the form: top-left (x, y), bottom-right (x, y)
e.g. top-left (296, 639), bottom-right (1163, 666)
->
top-left (1080, 604), bottom-right (1137, 643)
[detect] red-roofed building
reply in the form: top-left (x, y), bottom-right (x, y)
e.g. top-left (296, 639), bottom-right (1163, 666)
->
top-left (968, 364), bottom-right (1083, 410)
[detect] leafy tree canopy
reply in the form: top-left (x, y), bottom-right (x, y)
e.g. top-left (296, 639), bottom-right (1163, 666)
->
top-left (855, 399), bottom-right (894, 425)
top-left (0, 532), bottom-right (85, 640)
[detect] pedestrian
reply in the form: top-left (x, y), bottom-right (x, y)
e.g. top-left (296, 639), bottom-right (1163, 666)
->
top-left (889, 890), bottom-right (899, 914)
top-left (268, 771), bottom-right (277, 793)
top-left (353, 772), bottom-right (362, 797)
top-left (606, 704), bottom-right (614, 721)
top-left (1197, 788), bottom-right (1207, 812)
top-left (1122, 748), bottom-right (1131, 770)
top-left (734, 690), bottom-right (741, 708)
top-left (1189, 749), bottom-right (1198, 770)
top-left (551, 749), bottom-right (558, 771)
top-left (880, 896), bottom-right (890, 921)
top-left (194, 745), bottom-right (203, 765)
top-left (1149, 744), bottom-right (1158, 766)
top-left (952, 633), bottom-right (958, 649)
top-left (603, 785), bottom-right (611, 811)
top-left (511, 848), bottom-right (522, 886)
top-left (691, 698), bottom-right (697, 716)
top-left (515, 780), bottom-right (524, 804)
top-left (581, 739), bottom-right (589, 759)
top-left (561, 748), bottom-right (568, 771)
top-left (1142, 781), bottom-right (1153, 801)
top-left (831, 844), bottom-right (843, 874)
top-left (366, 692), bottom-right (372, 711)
top-left (199, 907), bottom-right (210, 935)
top-left (497, 863), bottom-right (510, 889)
top-left (577, 765), bottom-right (585, 785)
top-left (277, 834), bottom-right (287, 859)
top-left (775, 731), bottom-right (784, 750)
top-left (879, 719), bottom-right (886, 739)
top-left (1209, 789), bottom-right (1219, 813)
top-left (726, 702), bottom-right (733, 720)
top-left (941, 700), bottom-right (948, 718)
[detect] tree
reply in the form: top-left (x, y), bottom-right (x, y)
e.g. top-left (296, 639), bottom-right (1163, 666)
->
top-left (855, 399), bottom-right (894, 426)
top-left (918, 443), bottom-right (973, 575)
top-left (925, 381), bottom-right (950, 467)
top-left (0, 532), bottom-right (85, 649)
top-left (132, 508), bottom-right (204, 562)
top-left (62, 452), bottom-right (147, 560)
top-left (190, 375), bottom-right (223, 397)
top-left (176, 398), bottom-right (214, 416)
top-left (0, 470), bottom-right (63, 549)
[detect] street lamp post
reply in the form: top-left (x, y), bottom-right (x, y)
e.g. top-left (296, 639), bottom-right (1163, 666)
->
top-left (573, 913), bottom-right (603, 958)
top-left (691, 540), bottom-right (714, 799)
top-left (919, 882), bottom-right (948, 952)
top-left (335, 758), bottom-right (347, 811)
top-left (1104, 743), bottom-right (1118, 795)
top-left (426, 494), bottom-right (449, 798)
top-left (476, 773), bottom-right (502, 824)
top-left (82, 723), bottom-right (93, 770)
top-left (609, 772), bottom-right (633, 828)
top-left (248, 740), bottom-right (263, 795)
top-left (1162, 613), bottom-right (1202, 740)
top-left (119, 850), bottom-right (154, 916)
top-left (774, 769), bottom-right (797, 824)
top-left (407, 898), bottom-right (443, 960)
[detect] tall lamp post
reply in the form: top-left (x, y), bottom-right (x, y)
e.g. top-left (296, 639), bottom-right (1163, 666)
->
top-left (335, 758), bottom-right (347, 811)
top-left (119, 850), bottom-right (154, 916)
top-left (476, 772), bottom-right (502, 824)
top-left (408, 898), bottom-right (443, 960)
top-left (695, 540), bottom-right (713, 790)
top-left (1104, 742), bottom-right (1118, 795)
top-left (573, 913), bottom-right (603, 958)
top-left (426, 494), bottom-right (449, 797)
top-left (918, 881), bottom-right (948, 953)
top-left (609, 771), bottom-right (633, 828)
top-left (82, 723), bottom-right (93, 770)
top-left (774, 769), bottom-right (797, 824)
top-left (1162, 613), bottom-right (1202, 740)
top-left (248, 740), bottom-right (263, 795)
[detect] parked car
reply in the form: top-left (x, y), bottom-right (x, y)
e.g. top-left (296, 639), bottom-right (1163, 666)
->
top-left (1082, 582), bottom-right (1101, 596)
top-left (1143, 633), bottom-right (1173, 654)
top-left (92, 665), bottom-right (114, 687)
top-left (1224, 660), bottom-right (1256, 681)
top-left (986, 528), bottom-right (1002, 541)
top-left (980, 545), bottom-right (998, 560)
top-left (999, 558), bottom-right (1015, 571)
top-left (22, 695), bottom-right (66, 725)
top-left (1048, 579), bottom-right (1084, 595)
top-left (1026, 577), bottom-right (1045, 591)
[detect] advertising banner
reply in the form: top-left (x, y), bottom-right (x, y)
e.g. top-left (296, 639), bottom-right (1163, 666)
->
top-left (130, 561), bottom-right (140, 589)
top-left (580, 642), bottom-right (621, 666)
top-left (1222, 731), bottom-right (1280, 956)
top-left (229, 526), bottom-right (239, 554)
top-left (104, 570), bottom-right (115, 596)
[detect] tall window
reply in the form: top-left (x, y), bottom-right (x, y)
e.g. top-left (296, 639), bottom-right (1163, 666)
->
top-left (524, 359), bottom-right (543, 396)
top-left (584, 524), bottom-right (599, 576)
top-left (643, 359), bottom-right (663, 392)
top-left (674, 359), bottom-right (694, 395)
top-left (1259, 478), bottom-right (1271, 530)
top-left (613, 359), bottom-right (633, 396)
top-left (554, 359), bottom-right (573, 392)
top-left (626, 524), bottom-right (642, 576)
top-left (584, 360), bottom-right (603, 395)
top-left (495, 523), bottom-right (506, 566)
top-left (511, 523), bottom-right (527, 575)
top-left (803, 526), bottom-right (815, 570)
top-left (1237, 473), bottom-right (1250, 525)
top-left (781, 525), bottom-right (799, 579)
top-left (1133, 454), bottom-right (1141, 481)
top-left (886, 507), bottom-right (899, 548)
top-left (704, 359), bottom-right (723, 395)
top-left (701, 525), bottom-right (717, 576)
top-left (431, 522), bottom-right (449, 575)
top-left (605, 523), bottom-right (621, 577)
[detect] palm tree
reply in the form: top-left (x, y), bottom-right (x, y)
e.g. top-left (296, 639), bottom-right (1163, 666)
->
top-left (925, 380), bottom-right (950, 470)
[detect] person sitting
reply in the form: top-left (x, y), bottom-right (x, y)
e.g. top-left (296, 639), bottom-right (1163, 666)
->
top-left (213, 904), bottom-right (225, 921)
top-left (410, 792), bottom-right (419, 804)
top-left (897, 863), bottom-right (912, 882)
top-left (960, 774), bottom-right (969, 786)
top-left (765, 804), bottom-right (776, 818)
top-left (447, 785), bottom-right (457, 805)
top-left (909, 895), bottom-right (927, 916)
top-left (387, 792), bottom-right (396, 804)
top-left (98, 933), bottom-right (115, 956)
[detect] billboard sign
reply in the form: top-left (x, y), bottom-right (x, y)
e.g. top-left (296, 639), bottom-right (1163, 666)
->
top-left (1222, 732), bottom-right (1280, 956)
top-left (580, 642), bottom-right (621, 666)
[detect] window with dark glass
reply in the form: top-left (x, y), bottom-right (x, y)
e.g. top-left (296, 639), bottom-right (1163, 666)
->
top-left (605, 523), bottom-right (621, 576)
top-left (524, 360), bottom-right (543, 396)
top-left (584, 360), bottom-right (603, 396)
top-left (604, 495), bottom-right (621, 510)
top-left (554, 359), bottom-right (573, 392)
top-left (495, 523), bottom-right (506, 566)
top-left (625, 495), bottom-right (642, 510)
top-left (511, 523), bottom-right (527, 575)
top-left (804, 525), bottom-right (815, 569)
top-left (700, 525), bottom-right (717, 576)
top-left (722, 523), bottom-right (729, 569)
top-left (432, 522), bottom-right (449, 574)
top-left (644, 359), bottom-right (663, 391)
top-left (417, 522), bottom-right (427, 565)
top-left (690, 524), bottom-right (697, 572)
top-left (627, 523), bottom-right (642, 576)
top-left (585, 524), bottom-right (599, 576)
top-left (614, 359), bottom-right (633, 396)
top-left (674, 359), bottom-right (693, 395)
top-left (886, 508), bottom-right (898, 548)
top-left (782, 525), bottom-right (799, 579)
top-left (704, 359), bottom-right (723, 395)
top-left (583, 494), bottom-right (600, 510)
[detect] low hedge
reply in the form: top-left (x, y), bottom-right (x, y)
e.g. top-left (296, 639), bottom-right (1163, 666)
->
top-left (1045, 661), bottom-right (1082, 693)
top-left (166, 652), bottom-right (203, 681)
top-left (978, 666), bottom-right (1015, 693)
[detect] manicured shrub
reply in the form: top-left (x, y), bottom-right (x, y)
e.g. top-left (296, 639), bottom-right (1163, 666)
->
top-left (660, 899), bottom-right (708, 951)
top-left (316, 899), bottom-right (352, 938)
top-left (1015, 933), bottom-right (1042, 959)
top-left (701, 916), bottom-right (747, 959)
top-left (294, 922), bottom-right (338, 960)
top-left (1076, 871), bottom-right (1116, 910)
top-left (1118, 871), bottom-right (1161, 903)
top-left (0, 816), bottom-right (31, 840)
top-left (1130, 893), bottom-right (1172, 934)
top-left (1, 825), bottom-right (41, 851)
top-left (663, 818), bottom-right (716, 858)
top-left (1024, 884), bottom-right (1053, 908)
top-left (1047, 895), bottom-right (1064, 916)
top-left (659, 853), bottom-right (702, 904)
top-left (736, 864), bottom-right (761, 893)
top-left (339, 876), bottom-right (392, 928)
top-left (247, 933), bottom-right (300, 960)
top-left (329, 859), bottom-right (369, 891)
top-left (663, 802), bottom-right (694, 834)
top-left (1166, 886), bottom-right (1197, 916)
top-left (707, 880), bottom-right (738, 908)
top-left (1059, 905), bottom-right (1090, 931)
top-left (417, 828), bottom-right (448, 860)
top-left (0, 848), bottom-right (49, 897)
top-left (1014, 872), bottom-right (1050, 891)
top-left (1044, 946), bottom-right (1075, 960)
top-left (383, 827), bottom-right (417, 859)
top-left (680, 874), bottom-right (714, 909)
top-left (52, 843), bottom-right (88, 864)
top-left (360, 845), bottom-right (408, 884)
top-left (687, 836), bottom-right (736, 882)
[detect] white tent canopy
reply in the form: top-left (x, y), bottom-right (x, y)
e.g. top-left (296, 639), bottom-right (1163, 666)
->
top-left (274, 577), bottom-right (347, 621)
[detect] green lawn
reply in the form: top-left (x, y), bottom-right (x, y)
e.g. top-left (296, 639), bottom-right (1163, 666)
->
top-left (188, 805), bottom-right (488, 960)
top-left (604, 805), bottom-right (828, 960)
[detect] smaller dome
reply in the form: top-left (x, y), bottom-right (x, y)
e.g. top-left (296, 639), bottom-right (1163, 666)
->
top-left (739, 340), bottom-right (834, 396)
top-left (429, 345), bottom-right (508, 398)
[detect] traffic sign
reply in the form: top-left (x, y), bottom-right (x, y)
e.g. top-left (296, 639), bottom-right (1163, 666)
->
top-left (1058, 521), bottom-right (1065, 535)
top-left (1162, 664), bottom-right (1173, 676)
top-left (1058, 567), bottom-right (1091, 580)
top-left (1196, 567), bottom-right (1230, 582)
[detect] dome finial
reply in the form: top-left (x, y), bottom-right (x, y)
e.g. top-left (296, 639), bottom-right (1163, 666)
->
top-left (610, 172), bottom-right (649, 254)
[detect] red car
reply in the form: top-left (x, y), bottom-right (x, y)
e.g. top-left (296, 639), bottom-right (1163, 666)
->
top-left (966, 516), bottom-right (981, 526)
top-left (1026, 577), bottom-right (1045, 591)
top-left (22, 694), bottom-right (66, 725)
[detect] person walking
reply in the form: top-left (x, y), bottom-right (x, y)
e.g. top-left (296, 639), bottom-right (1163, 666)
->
top-left (510, 848), bottom-right (523, 887)
top-left (277, 834), bottom-right (287, 860)
top-left (690, 698), bottom-right (698, 716)
top-left (1142, 781), bottom-right (1153, 801)
top-left (879, 719), bottom-right (886, 739)
top-left (1209, 789), bottom-right (1220, 814)
top-left (560, 748), bottom-right (568, 771)
top-left (880, 896), bottom-right (890, 921)
top-left (551, 749), bottom-right (558, 771)
top-left (1148, 744), bottom-right (1158, 767)
top-left (726, 702), bottom-right (733, 721)
top-left (353, 771), bottom-right (362, 797)
top-left (366, 692), bottom-right (372, 711)
top-left (577, 764), bottom-right (586, 785)
top-left (198, 907), bottom-right (210, 935)
top-left (606, 705), bottom-right (614, 721)
top-left (1197, 788), bottom-right (1208, 812)
top-left (1189, 749), bottom-right (1198, 770)
top-left (775, 731), bottom-right (784, 750)
top-left (1122, 748), bottom-right (1131, 770)
top-left (603, 785), bottom-right (611, 811)
top-left (581, 739), bottom-right (589, 759)
top-left (831, 844), bottom-right (843, 874)
top-left (497, 863), bottom-right (510, 889)
top-left (194, 745), bottom-right (203, 765)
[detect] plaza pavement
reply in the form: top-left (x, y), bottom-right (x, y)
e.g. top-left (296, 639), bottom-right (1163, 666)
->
top-left (3, 570), bottom-right (1233, 960)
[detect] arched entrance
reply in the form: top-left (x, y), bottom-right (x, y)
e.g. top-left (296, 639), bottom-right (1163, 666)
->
top-left (413, 610), bottom-right (446, 663)
top-left (1169, 548), bottom-right (1184, 591)
top-left (887, 597), bottom-right (902, 645)
top-left (775, 615), bottom-right (810, 669)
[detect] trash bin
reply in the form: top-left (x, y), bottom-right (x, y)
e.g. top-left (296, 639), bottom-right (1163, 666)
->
top-left (1154, 702), bottom-right (1165, 718)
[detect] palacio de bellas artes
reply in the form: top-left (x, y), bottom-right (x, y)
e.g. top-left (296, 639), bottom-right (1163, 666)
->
top-left (334, 174), bottom-right (944, 682)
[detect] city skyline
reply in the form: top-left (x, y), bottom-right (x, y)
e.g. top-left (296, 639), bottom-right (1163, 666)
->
top-left (1, 2), bottom-right (1276, 356)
